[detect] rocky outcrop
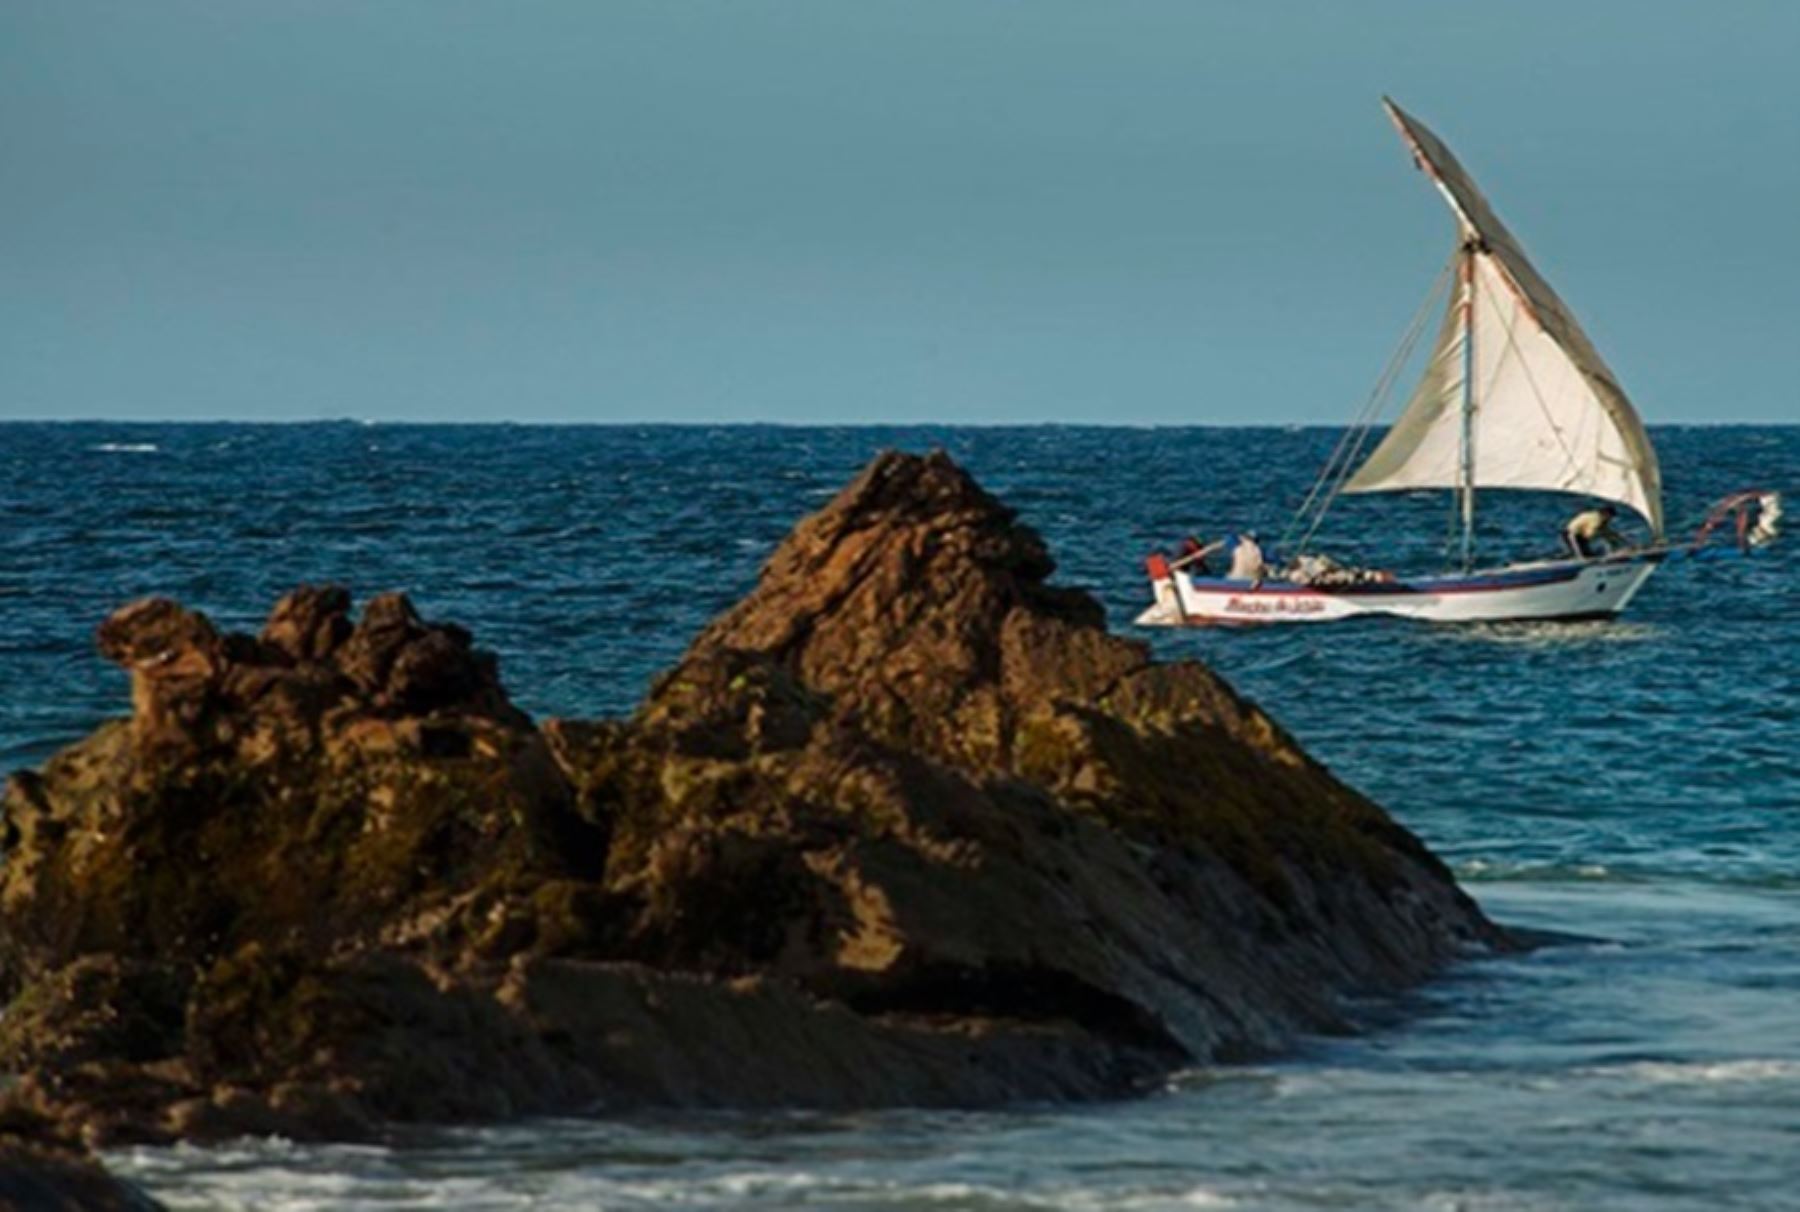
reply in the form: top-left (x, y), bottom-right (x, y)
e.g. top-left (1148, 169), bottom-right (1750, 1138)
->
top-left (0, 451), bottom-right (1503, 1148)
top-left (0, 1124), bottom-right (164, 1210)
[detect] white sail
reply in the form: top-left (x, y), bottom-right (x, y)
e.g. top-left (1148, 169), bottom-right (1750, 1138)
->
top-left (1344, 99), bottom-right (1663, 537)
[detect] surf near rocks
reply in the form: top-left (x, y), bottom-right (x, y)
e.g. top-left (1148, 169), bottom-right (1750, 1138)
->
top-left (0, 450), bottom-right (1504, 1147)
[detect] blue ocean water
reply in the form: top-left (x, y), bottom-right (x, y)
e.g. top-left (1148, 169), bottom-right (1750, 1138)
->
top-left (2, 422), bottom-right (1796, 1211)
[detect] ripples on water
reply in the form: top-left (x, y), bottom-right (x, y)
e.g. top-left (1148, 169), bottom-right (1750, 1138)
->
top-left (1, 422), bottom-right (1795, 1210)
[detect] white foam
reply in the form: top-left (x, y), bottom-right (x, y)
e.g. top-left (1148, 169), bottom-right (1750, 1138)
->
top-left (1453, 859), bottom-right (1615, 882)
top-left (712, 1169), bottom-right (835, 1197)
top-left (89, 442), bottom-right (159, 453)
top-left (1059, 1186), bottom-right (1239, 1210)
top-left (1180, 1191), bottom-right (1237, 1208)
top-left (1457, 620), bottom-right (1664, 648)
top-left (1604, 1058), bottom-right (1800, 1085)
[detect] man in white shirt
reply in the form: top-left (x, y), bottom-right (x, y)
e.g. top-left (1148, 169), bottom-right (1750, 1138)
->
top-left (1563, 505), bottom-right (1624, 559)
top-left (1228, 532), bottom-right (1266, 583)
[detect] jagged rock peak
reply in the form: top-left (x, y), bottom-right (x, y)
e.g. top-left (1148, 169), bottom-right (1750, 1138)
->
top-left (92, 586), bottom-right (525, 756)
top-left (658, 449), bottom-right (1292, 785)
top-left (691, 448), bottom-right (1093, 658)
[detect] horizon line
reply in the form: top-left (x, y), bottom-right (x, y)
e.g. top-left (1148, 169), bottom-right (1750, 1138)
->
top-left (2, 417), bottom-right (1792, 429)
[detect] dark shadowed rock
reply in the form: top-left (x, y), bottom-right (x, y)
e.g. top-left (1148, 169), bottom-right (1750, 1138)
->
top-left (0, 1126), bottom-right (164, 1211)
top-left (0, 451), bottom-right (1503, 1150)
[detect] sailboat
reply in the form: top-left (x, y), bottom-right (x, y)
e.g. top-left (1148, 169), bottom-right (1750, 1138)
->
top-left (1137, 98), bottom-right (1779, 627)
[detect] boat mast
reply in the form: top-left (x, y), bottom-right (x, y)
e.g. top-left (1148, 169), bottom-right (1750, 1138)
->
top-left (1456, 237), bottom-right (1478, 570)
top-left (1357, 99), bottom-right (1666, 547)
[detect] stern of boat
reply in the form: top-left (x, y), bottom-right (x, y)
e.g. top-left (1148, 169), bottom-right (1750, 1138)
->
top-left (1135, 553), bottom-right (1185, 627)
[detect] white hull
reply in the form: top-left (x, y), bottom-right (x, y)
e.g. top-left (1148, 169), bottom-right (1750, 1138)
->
top-left (1135, 553), bottom-right (1661, 627)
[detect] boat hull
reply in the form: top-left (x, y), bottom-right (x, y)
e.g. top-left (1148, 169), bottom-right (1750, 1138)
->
top-left (1135, 553), bottom-right (1661, 627)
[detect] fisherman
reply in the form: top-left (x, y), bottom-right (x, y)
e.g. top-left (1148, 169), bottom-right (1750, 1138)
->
top-left (1178, 534), bottom-right (1226, 576)
top-left (1227, 531), bottom-right (1266, 583)
top-left (1563, 504), bottom-right (1624, 559)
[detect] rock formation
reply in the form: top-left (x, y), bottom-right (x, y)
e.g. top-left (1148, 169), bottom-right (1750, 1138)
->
top-left (0, 450), bottom-right (1503, 1148)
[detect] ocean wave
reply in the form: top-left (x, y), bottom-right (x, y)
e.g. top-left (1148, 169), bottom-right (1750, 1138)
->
top-left (1453, 620), bottom-right (1665, 647)
top-left (1455, 859), bottom-right (1623, 883)
top-left (1453, 859), bottom-right (1800, 891)
top-left (107, 1159), bottom-right (1247, 1211)
top-left (88, 442), bottom-right (159, 453)
top-left (1590, 1058), bottom-right (1800, 1085)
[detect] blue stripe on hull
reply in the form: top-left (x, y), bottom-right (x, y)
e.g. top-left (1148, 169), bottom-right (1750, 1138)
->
top-left (1184, 567), bottom-right (1577, 597)
top-left (1185, 554), bottom-right (1660, 598)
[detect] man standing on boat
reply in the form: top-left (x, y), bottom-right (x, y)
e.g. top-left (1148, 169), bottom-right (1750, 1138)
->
top-left (1563, 504), bottom-right (1625, 559)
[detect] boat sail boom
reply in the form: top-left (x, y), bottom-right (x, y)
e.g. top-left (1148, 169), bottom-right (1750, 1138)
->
top-left (1342, 98), bottom-right (1664, 538)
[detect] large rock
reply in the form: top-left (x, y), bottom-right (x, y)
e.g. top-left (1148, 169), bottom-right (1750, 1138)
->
top-left (0, 450), bottom-right (1503, 1148)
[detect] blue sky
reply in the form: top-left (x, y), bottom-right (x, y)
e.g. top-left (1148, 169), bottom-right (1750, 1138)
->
top-left (2, 2), bottom-right (1795, 424)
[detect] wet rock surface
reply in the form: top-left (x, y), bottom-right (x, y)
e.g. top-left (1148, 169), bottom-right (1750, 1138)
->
top-left (0, 451), bottom-right (1502, 1148)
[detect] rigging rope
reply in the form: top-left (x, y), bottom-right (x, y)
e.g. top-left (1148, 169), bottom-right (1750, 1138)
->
top-left (1280, 253), bottom-right (1457, 557)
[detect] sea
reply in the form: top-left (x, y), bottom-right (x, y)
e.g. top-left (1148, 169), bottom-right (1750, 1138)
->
top-left (1, 422), bottom-right (1795, 1211)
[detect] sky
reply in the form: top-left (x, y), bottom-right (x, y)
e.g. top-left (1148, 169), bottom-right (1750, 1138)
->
top-left (2, 2), bottom-right (1796, 425)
